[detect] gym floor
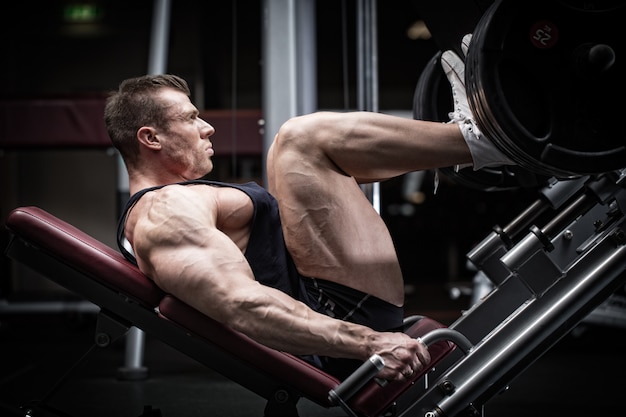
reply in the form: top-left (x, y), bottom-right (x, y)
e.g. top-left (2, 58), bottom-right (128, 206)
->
top-left (1, 284), bottom-right (625, 417)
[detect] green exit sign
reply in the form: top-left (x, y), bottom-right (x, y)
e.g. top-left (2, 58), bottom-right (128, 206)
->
top-left (63, 4), bottom-right (103, 23)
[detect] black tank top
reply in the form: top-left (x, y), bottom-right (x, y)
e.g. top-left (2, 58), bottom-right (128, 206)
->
top-left (116, 180), bottom-right (310, 302)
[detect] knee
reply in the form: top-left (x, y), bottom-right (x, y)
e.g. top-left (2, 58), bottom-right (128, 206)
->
top-left (268, 113), bottom-right (330, 193)
top-left (273, 112), bottom-right (337, 153)
top-left (273, 117), bottom-right (304, 151)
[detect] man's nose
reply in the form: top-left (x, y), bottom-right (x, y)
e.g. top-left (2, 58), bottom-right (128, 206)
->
top-left (200, 118), bottom-right (215, 137)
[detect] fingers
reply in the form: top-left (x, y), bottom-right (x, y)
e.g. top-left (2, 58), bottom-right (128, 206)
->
top-left (373, 333), bottom-right (433, 381)
top-left (398, 357), bottom-right (426, 380)
top-left (392, 341), bottom-right (432, 381)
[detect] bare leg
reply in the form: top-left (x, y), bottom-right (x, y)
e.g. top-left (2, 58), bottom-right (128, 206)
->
top-left (267, 111), bottom-right (470, 306)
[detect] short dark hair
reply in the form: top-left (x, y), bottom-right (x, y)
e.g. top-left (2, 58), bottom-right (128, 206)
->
top-left (104, 74), bottom-right (191, 168)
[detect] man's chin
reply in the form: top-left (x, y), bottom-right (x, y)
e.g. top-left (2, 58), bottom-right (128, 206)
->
top-left (196, 166), bottom-right (213, 179)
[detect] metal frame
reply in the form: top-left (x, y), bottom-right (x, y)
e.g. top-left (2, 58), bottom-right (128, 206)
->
top-left (398, 170), bottom-right (626, 416)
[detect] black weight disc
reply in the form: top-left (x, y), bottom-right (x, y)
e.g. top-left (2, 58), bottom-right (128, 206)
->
top-left (413, 51), bottom-right (546, 191)
top-left (466, 0), bottom-right (626, 177)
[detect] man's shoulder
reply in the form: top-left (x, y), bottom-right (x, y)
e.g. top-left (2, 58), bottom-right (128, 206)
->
top-left (132, 181), bottom-right (253, 222)
top-left (130, 183), bottom-right (218, 219)
top-left (150, 182), bottom-right (220, 200)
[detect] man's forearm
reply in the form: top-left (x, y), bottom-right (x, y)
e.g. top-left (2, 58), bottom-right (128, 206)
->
top-left (223, 285), bottom-right (374, 360)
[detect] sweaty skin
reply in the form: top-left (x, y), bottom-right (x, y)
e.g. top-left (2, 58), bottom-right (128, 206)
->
top-left (121, 87), bottom-right (471, 381)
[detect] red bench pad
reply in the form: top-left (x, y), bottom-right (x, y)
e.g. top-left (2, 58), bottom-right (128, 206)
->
top-left (5, 206), bottom-right (165, 307)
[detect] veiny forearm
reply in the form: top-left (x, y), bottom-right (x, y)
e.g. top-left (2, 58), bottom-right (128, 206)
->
top-left (222, 285), bottom-right (432, 383)
top-left (224, 285), bottom-right (375, 360)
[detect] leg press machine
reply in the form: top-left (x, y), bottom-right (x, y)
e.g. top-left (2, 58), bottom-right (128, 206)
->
top-left (4, 169), bottom-right (626, 417)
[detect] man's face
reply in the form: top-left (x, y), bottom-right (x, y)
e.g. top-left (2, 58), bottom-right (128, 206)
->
top-left (156, 88), bottom-right (216, 179)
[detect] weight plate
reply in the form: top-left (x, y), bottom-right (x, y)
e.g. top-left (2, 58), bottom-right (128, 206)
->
top-left (466, 0), bottom-right (626, 177)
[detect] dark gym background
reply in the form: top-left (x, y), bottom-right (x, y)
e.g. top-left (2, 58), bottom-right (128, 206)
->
top-left (1, 0), bottom-right (537, 303)
top-left (1, 1), bottom-right (622, 416)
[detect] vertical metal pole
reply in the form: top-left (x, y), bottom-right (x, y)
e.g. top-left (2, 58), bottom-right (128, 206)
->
top-left (117, 0), bottom-right (171, 381)
top-left (147, 0), bottom-right (171, 76)
top-left (262, 0), bottom-right (317, 186)
top-left (296, 0), bottom-right (317, 116)
top-left (356, 0), bottom-right (380, 213)
top-left (262, 0), bottom-right (297, 187)
top-left (356, 0), bottom-right (378, 113)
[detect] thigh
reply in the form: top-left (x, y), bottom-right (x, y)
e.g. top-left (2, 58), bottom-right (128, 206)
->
top-left (266, 130), bottom-right (404, 306)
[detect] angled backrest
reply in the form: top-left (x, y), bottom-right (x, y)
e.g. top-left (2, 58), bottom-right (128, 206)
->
top-left (4, 206), bottom-right (164, 308)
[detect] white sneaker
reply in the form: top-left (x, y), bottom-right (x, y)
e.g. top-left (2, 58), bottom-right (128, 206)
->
top-left (441, 35), bottom-right (514, 171)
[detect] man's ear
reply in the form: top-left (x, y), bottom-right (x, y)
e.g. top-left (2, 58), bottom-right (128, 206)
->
top-left (137, 126), bottom-right (161, 150)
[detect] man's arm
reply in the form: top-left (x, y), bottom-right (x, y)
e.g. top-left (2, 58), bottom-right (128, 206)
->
top-left (130, 185), bottom-right (430, 380)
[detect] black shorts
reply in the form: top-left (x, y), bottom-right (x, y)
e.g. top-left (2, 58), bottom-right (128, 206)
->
top-left (300, 277), bottom-right (405, 379)
top-left (302, 277), bottom-right (404, 330)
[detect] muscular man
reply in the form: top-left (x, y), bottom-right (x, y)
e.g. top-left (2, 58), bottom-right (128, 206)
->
top-left (105, 44), bottom-right (511, 381)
